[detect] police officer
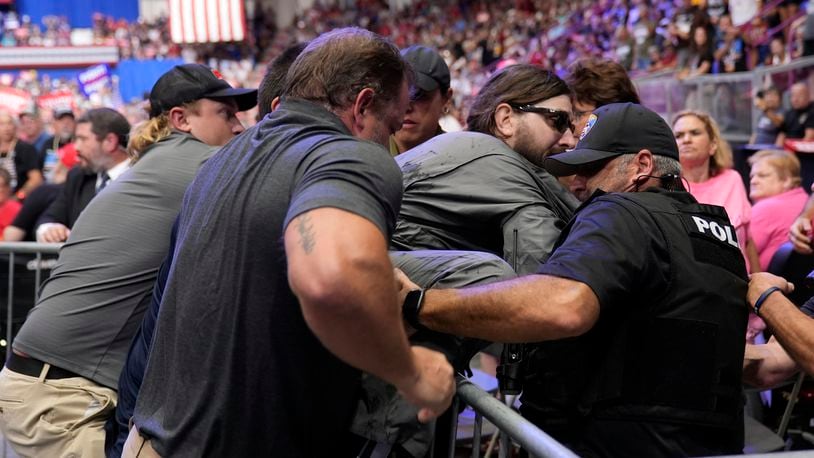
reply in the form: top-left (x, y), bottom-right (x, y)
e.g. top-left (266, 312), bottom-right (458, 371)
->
top-left (399, 103), bottom-right (749, 457)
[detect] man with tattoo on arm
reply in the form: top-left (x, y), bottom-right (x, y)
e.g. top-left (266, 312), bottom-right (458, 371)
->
top-left (123, 28), bottom-right (454, 457)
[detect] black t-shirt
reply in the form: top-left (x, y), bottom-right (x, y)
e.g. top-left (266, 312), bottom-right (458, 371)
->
top-left (9, 183), bottom-right (61, 240)
top-left (532, 189), bottom-right (744, 457)
top-left (538, 191), bottom-right (670, 314)
top-left (38, 135), bottom-right (71, 169)
top-left (690, 47), bottom-right (715, 73)
top-left (133, 99), bottom-right (402, 457)
top-left (4, 141), bottom-right (40, 192)
top-left (780, 104), bottom-right (814, 138)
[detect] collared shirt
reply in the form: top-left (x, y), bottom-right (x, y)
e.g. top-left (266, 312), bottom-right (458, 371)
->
top-left (780, 103), bottom-right (814, 138)
top-left (96, 158), bottom-right (132, 190)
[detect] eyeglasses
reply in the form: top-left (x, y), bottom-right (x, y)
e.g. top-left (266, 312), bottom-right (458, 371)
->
top-left (509, 104), bottom-right (575, 134)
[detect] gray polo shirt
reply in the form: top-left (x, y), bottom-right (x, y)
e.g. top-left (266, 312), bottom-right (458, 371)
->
top-left (13, 131), bottom-right (218, 388)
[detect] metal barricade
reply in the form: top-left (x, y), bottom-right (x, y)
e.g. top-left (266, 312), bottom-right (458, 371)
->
top-left (0, 242), bottom-right (62, 362)
top-left (448, 376), bottom-right (578, 458)
top-left (633, 56), bottom-right (814, 143)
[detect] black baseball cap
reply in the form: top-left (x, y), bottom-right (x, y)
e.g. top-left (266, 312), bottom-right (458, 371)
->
top-left (401, 45), bottom-right (450, 93)
top-left (148, 64), bottom-right (257, 118)
top-left (544, 102), bottom-right (679, 177)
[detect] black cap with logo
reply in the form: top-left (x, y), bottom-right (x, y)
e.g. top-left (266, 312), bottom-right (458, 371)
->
top-left (544, 102), bottom-right (679, 177)
top-left (148, 64), bottom-right (257, 118)
top-left (401, 45), bottom-right (450, 93)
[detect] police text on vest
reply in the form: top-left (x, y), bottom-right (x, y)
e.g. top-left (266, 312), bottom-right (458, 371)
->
top-left (691, 216), bottom-right (739, 249)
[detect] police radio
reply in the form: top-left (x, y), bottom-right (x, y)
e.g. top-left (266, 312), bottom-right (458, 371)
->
top-left (497, 229), bottom-right (525, 395)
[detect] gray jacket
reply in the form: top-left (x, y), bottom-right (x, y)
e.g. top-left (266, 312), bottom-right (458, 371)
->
top-left (392, 131), bottom-right (578, 274)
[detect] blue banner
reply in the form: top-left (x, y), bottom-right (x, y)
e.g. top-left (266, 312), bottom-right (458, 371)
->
top-left (16, 0), bottom-right (139, 28)
top-left (11, 59), bottom-right (184, 105)
top-left (77, 64), bottom-right (111, 97)
top-left (114, 59), bottom-right (185, 103)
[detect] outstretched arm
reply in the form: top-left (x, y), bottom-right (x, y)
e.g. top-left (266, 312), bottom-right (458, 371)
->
top-left (286, 207), bottom-right (454, 421)
top-left (415, 273), bottom-right (599, 343)
top-left (747, 273), bottom-right (814, 376)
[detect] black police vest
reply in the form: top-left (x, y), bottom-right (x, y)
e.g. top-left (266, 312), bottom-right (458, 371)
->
top-left (521, 190), bottom-right (748, 434)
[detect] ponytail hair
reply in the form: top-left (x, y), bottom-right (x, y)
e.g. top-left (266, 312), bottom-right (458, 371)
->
top-left (127, 101), bottom-right (200, 161)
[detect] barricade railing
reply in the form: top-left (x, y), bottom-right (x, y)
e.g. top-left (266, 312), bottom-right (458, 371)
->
top-left (633, 56), bottom-right (814, 144)
top-left (0, 242), bottom-right (62, 362)
top-left (447, 376), bottom-right (578, 458)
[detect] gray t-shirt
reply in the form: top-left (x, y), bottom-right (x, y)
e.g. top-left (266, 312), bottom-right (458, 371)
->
top-left (392, 131), bottom-right (578, 274)
top-left (13, 132), bottom-right (217, 388)
top-left (133, 99), bottom-right (402, 457)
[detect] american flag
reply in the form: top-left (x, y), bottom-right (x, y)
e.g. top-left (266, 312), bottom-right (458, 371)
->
top-left (169, 0), bottom-right (247, 44)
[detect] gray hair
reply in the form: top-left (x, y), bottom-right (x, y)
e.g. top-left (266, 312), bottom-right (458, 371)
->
top-left (653, 156), bottom-right (681, 176)
top-left (615, 153), bottom-right (682, 182)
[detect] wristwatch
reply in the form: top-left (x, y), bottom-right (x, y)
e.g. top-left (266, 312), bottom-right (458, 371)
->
top-left (402, 288), bottom-right (426, 331)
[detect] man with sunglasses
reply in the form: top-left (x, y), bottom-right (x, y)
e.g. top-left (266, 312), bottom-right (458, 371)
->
top-left (352, 64), bottom-right (580, 456)
top-left (392, 64), bottom-right (579, 275)
top-left (390, 45), bottom-right (453, 155)
top-left (400, 103), bottom-right (749, 457)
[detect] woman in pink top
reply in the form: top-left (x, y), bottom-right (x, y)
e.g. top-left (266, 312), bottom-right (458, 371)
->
top-left (673, 110), bottom-right (759, 272)
top-left (749, 149), bottom-right (809, 270)
top-left (674, 111), bottom-right (764, 342)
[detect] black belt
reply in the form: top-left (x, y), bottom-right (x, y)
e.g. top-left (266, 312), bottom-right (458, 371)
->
top-left (6, 351), bottom-right (82, 379)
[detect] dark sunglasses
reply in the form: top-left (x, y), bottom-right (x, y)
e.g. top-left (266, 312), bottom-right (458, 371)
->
top-left (509, 104), bottom-right (575, 134)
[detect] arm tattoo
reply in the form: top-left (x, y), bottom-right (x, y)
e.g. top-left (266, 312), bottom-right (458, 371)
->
top-left (297, 214), bottom-right (316, 254)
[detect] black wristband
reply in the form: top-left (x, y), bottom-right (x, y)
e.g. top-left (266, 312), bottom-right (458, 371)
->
top-left (402, 289), bottom-right (426, 331)
top-left (754, 286), bottom-right (782, 316)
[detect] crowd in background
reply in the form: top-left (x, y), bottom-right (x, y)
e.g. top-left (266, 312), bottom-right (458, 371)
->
top-left (0, 6), bottom-right (813, 456)
top-left (0, 0), bottom-right (812, 176)
top-left (0, 0), bottom-right (812, 122)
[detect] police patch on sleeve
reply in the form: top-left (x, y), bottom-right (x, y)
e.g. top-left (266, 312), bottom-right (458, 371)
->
top-left (579, 114), bottom-right (597, 140)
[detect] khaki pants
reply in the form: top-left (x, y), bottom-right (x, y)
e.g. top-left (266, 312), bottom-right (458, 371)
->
top-left (0, 366), bottom-right (116, 458)
top-left (122, 426), bottom-right (161, 458)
